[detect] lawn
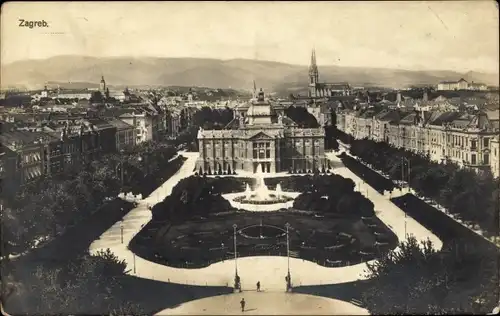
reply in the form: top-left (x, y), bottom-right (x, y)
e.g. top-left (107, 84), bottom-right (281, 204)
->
top-left (132, 212), bottom-right (397, 269)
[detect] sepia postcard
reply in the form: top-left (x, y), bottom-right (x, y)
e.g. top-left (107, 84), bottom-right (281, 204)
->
top-left (1, 1), bottom-right (499, 315)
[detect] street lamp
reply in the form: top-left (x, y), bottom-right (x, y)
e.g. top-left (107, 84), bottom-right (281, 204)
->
top-left (120, 222), bottom-right (124, 244)
top-left (233, 224), bottom-right (238, 274)
top-left (403, 201), bottom-right (407, 238)
top-left (119, 149), bottom-right (125, 189)
top-left (133, 252), bottom-right (136, 274)
top-left (285, 222), bottom-right (291, 292)
top-left (285, 223), bottom-right (290, 273)
top-left (401, 157), bottom-right (411, 192)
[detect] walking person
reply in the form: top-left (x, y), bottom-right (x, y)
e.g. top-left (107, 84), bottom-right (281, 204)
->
top-left (240, 298), bottom-right (246, 312)
top-left (256, 281), bottom-right (260, 292)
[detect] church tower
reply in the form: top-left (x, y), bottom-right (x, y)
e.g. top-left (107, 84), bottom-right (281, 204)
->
top-left (308, 49), bottom-right (319, 98)
top-left (99, 76), bottom-right (106, 93)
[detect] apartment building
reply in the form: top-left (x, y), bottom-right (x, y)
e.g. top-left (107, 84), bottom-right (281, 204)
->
top-left (491, 135), bottom-right (499, 178)
top-left (336, 107), bottom-right (500, 175)
top-left (108, 119), bottom-right (136, 150)
top-left (0, 130), bottom-right (61, 188)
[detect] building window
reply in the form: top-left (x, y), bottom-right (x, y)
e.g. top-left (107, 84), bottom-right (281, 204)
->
top-left (471, 140), bottom-right (477, 150)
top-left (484, 153), bottom-right (490, 165)
top-left (253, 142), bottom-right (270, 159)
top-left (471, 154), bottom-right (477, 165)
top-left (484, 138), bottom-right (489, 148)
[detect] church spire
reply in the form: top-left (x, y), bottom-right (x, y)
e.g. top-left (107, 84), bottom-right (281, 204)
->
top-left (309, 48), bottom-right (319, 87)
top-left (311, 48), bottom-right (317, 67)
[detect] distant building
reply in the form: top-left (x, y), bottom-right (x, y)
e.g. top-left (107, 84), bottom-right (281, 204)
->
top-left (108, 119), bottom-right (136, 150)
top-left (437, 78), bottom-right (469, 91)
top-left (100, 76), bottom-right (106, 93)
top-left (41, 86), bottom-right (49, 98)
top-left (196, 89), bottom-right (326, 174)
top-left (468, 82), bottom-right (488, 91)
top-left (437, 78), bottom-right (488, 91)
top-left (308, 49), bottom-right (351, 98)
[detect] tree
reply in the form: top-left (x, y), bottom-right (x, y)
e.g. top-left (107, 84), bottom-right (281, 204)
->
top-left (337, 129), bottom-right (499, 235)
top-left (4, 249), bottom-right (135, 314)
top-left (362, 236), bottom-right (498, 315)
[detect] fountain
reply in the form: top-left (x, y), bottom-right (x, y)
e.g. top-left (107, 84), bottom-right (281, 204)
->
top-left (276, 183), bottom-right (282, 199)
top-left (245, 184), bottom-right (252, 200)
top-left (222, 163), bottom-right (300, 211)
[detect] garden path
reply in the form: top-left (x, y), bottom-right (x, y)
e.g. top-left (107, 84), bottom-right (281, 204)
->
top-left (155, 291), bottom-right (368, 315)
top-left (89, 151), bottom-right (442, 291)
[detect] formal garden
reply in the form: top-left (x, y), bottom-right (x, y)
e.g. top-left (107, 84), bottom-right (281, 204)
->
top-left (129, 174), bottom-right (398, 268)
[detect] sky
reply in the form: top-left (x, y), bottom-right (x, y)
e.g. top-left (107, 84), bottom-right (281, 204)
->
top-left (1, 1), bottom-right (499, 73)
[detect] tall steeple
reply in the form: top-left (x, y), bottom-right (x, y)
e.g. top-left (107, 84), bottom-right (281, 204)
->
top-left (308, 48), bottom-right (319, 98)
top-left (309, 48), bottom-right (319, 83)
top-left (99, 75), bottom-right (106, 93)
top-left (253, 80), bottom-right (257, 99)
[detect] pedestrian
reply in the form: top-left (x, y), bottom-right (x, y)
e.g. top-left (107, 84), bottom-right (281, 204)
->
top-left (240, 298), bottom-right (245, 312)
top-left (256, 281), bottom-right (260, 292)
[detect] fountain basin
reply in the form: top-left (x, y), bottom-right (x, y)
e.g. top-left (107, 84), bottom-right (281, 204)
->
top-left (239, 224), bottom-right (287, 239)
top-left (222, 191), bottom-right (300, 212)
top-left (223, 163), bottom-right (300, 211)
top-left (233, 194), bottom-right (294, 205)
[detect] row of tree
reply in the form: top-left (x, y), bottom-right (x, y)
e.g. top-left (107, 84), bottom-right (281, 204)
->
top-left (1, 141), bottom-right (178, 257)
top-left (362, 236), bottom-right (499, 314)
top-left (3, 249), bottom-right (143, 315)
top-left (170, 106), bottom-right (235, 152)
top-left (284, 106), bottom-right (320, 128)
top-left (335, 129), bottom-right (499, 236)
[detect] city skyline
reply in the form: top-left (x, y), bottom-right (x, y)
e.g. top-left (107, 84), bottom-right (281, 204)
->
top-left (1, 1), bottom-right (499, 74)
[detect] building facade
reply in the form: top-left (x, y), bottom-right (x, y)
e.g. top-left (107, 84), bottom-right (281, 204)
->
top-left (336, 107), bottom-right (500, 175)
top-left (109, 119), bottom-right (136, 150)
top-left (436, 78), bottom-right (488, 91)
top-left (197, 89), bottom-right (326, 174)
top-left (308, 49), bottom-right (351, 98)
top-left (491, 135), bottom-right (499, 178)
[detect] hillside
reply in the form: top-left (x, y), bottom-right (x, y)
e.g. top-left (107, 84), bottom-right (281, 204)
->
top-left (2, 56), bottom-right (498, 91)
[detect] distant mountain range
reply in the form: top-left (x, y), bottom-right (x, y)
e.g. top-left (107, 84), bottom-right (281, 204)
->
top-left (2, 55), bottom-right (498, 91)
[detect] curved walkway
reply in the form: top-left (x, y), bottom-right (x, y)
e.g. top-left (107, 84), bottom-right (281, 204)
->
top-left (156, 291), bottom-right (368, 315)
top-left (89, 151), bottom-right (442, 291)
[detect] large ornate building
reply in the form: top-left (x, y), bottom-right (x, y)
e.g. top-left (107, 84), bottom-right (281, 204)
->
top-left (308, 49), bottom-right (351, 98)
top-left (196, 89), bottom-right (326, 174)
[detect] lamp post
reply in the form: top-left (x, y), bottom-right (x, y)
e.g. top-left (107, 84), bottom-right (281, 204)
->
top-left (119, 149), bottom-right (124, 189)
top-left (403, 201), bottom-right (408, 237)
top-left (401, 157), bottom-right (411, 193)
top-left (285, 223), bottom-right (290, 274)
top-left (120, 222), bottom-right (124, 244)
top-left (285, 222), bottom-right (291, 292)
top-left (133, 252), bottom-right (136, 274)
top-left (233, 224), bottom-right (238, 274)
